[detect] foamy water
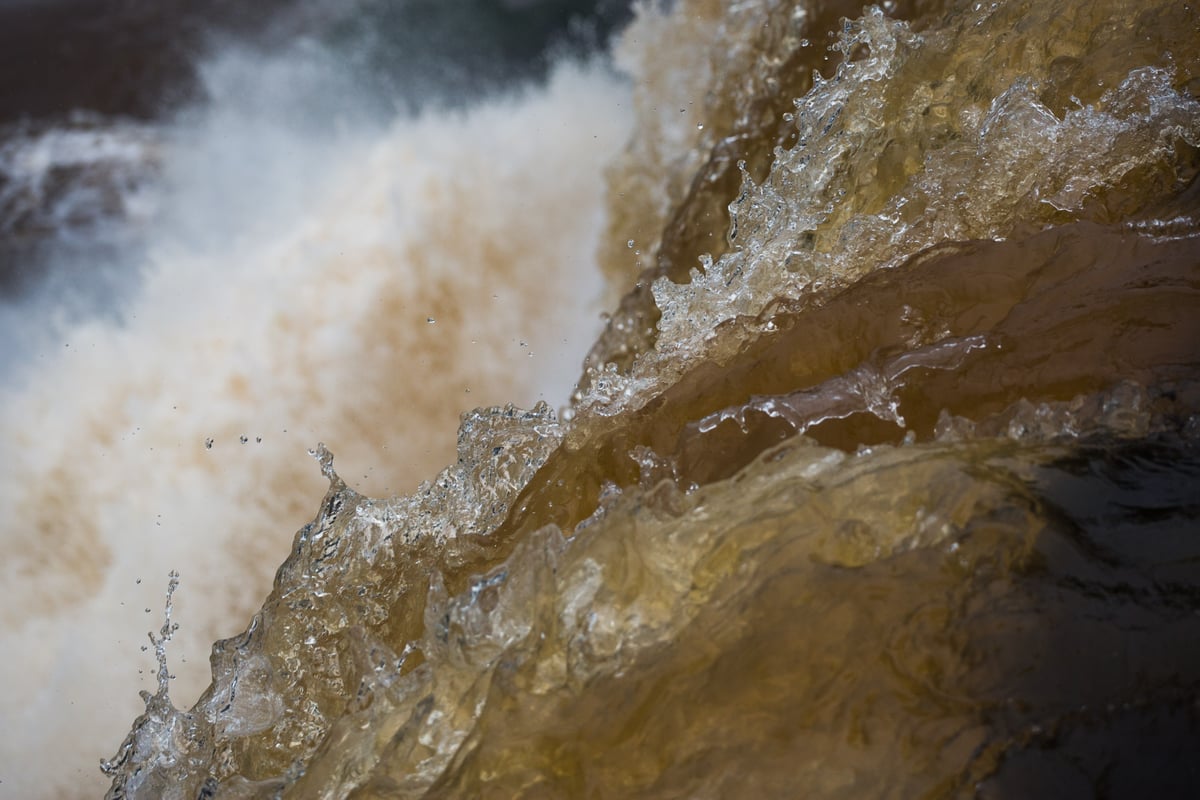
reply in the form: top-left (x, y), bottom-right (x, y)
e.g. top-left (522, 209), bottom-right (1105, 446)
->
top-left (0, 47), bottom-right (630, 798)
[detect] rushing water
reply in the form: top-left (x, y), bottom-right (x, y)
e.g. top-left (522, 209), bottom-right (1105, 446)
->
top-left (0, 3), bottom-right (630, 798)
top-left (4, 0), bottom-right (1199, 797)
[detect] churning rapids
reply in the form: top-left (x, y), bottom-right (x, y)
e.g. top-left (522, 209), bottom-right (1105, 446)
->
top-left (5, 0), bottom-right (1200, 796)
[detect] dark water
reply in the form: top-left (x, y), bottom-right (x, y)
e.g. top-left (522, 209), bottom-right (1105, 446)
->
top-left (0, 0), bottom-right (632, 123)
top-left (0, 0), bottom-right (300, 123)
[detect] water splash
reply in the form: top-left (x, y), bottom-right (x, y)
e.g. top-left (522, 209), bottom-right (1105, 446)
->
top-left (68, 0), bottom-right (1200, 795)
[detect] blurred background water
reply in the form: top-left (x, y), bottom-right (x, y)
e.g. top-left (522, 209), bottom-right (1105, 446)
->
top-left (0, 0), bottom-right (632, 354)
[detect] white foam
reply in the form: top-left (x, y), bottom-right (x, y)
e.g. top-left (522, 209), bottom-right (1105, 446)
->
top-left (0, 50), bottom-right (630, 798)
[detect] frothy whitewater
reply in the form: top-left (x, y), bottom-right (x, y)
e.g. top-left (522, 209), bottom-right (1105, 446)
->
top-left (0, 52), bottom-right (630, 799)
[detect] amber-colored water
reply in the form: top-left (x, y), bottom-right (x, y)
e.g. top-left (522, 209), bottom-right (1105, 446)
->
top-left (101, 0), bottom-right (1200, 797)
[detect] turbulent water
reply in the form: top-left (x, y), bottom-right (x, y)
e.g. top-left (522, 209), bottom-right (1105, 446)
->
top-left (3, 0), bottom-right (1199, 797)
top-left (0, 3), bottom-right (630, 798)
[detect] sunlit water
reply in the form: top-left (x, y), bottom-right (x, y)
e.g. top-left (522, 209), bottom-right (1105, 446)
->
top-left (4, 0), bottom-right (1200, 797)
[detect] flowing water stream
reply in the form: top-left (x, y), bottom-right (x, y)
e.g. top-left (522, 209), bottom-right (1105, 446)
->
top-left (3, 0), bottom-right (1199, 797)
